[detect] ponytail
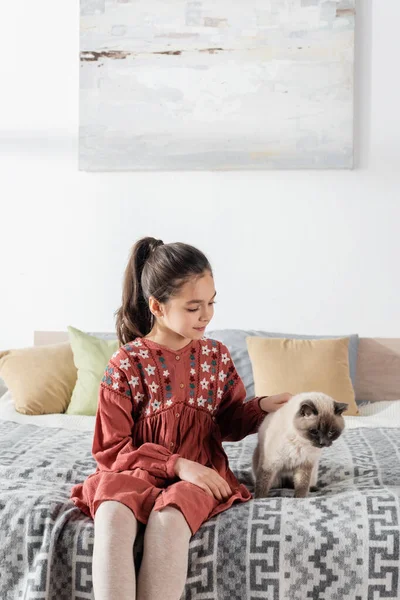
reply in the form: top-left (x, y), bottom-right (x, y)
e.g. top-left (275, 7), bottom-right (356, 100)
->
top-left (115, 237), bottom-right (163, 345)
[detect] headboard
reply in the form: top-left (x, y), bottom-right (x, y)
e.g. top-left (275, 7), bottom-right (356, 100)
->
top-left (33, 332), bottom-right (400, 403)
top-left (354, 338), bottom-right (400, 402)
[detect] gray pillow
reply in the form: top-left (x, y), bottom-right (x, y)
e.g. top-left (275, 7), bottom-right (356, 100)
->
top-left (0, 377), bottom-right (8, 399)
top-left (88, 332), bottom-right (118, 340)
top-left (207, 329), bottom-right (359, 400)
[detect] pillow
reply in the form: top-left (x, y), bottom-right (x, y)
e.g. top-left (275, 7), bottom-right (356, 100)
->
top-left (0, 343), bottom-right (77, 415)
top-left (0, 377), bottom-right (7, 399)
top-left (66, 325), bottom-right (119, 416)
top-left (246, 336), bottom-right (359, 416)
top-left (207, 329), bottom-right (359, 400)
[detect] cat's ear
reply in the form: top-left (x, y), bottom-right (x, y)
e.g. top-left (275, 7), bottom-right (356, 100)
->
top-left (299, 400), bottom-right (318, 417)
top-left (334, 402), bottom-right (348, 415)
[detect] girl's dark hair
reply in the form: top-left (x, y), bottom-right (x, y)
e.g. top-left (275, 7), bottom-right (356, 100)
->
top-left (115, 237), bottom-right (212, 345)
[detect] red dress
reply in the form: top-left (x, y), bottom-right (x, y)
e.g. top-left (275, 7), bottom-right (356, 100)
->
top-left (70, 337), bottom-right (266, 535)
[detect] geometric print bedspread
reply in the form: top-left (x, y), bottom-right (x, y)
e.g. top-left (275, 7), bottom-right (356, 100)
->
top-left (0, 419), bottom-right (399, 600)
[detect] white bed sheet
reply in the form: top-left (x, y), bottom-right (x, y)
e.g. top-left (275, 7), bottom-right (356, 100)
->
top-left (0, 391), bottom-right (95, 431)
top-left (344, 400), bottom-right (400, 429)
top-left (0, 389), bottom-right (399, 432)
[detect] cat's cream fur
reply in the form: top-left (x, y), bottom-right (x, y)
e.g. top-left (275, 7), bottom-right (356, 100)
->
top-left (253, 392), bottom-right (347, 499)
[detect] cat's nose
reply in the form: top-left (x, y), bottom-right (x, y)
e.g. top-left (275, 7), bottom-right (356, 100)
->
top-left (318, 437), bottom-right (331, 448)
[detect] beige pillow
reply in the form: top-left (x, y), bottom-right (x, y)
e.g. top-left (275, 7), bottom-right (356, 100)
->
top-left (0, 343), bottom-right (77, 415)
top-left (246, 336), bottom-right (359, 416)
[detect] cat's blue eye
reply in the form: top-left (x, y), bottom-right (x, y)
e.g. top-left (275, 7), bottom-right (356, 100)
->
top-left (310, 429), bottom-right (318, 436)
top-left (328, 431), bottom-right (336, 437)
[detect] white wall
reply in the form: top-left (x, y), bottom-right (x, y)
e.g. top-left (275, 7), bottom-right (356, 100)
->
top-left (1, 0), bottom-right (399, 349)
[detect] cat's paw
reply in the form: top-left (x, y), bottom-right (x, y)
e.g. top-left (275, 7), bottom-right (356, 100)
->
top-left (294, 488), bottom-right (310, 498)
top-left (254, 490), bottom-right (268, 499)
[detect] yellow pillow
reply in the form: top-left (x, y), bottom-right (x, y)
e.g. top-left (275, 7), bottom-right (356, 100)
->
top-left (0, 343), bottom-right (77, 415)
top-left (246, 336), bottom-right (358, 416)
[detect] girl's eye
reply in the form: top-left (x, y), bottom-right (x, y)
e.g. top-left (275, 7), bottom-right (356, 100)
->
top-left (187, 302), bottom-right (215, 313)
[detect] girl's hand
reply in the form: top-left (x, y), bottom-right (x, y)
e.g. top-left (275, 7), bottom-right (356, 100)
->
top-left (174, 457), bottom-right (232, 501)
top-left (259, 393), bottom-right (293, 413)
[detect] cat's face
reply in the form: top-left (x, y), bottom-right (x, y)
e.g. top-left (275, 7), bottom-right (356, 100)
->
top-left (293, 393), bottom-right (347, 448)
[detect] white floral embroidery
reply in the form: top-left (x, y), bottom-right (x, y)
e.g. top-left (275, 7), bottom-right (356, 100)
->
top-left (200, 377), bottom-right (208, 390)
top-left (217, 388), bottom-right (223, 399)
top-left (139, 349), bottom-right (149, 359)
top-left (134, 392), bottom-right (144, 403)
top-left (129, 376), bottom-right (139, 387)
top-left (210, 375), bottom-right (215, 382)
top-left (149, 382), bottom-right (159, 393)
top-left (189, 398), bottom-right (194, 404)
top-left (166, 399), bottom-right (173, 406)
top-left (207, 404), bottom-right (214, 411)
top-left (113, 371), bottom-right (120, 380)
top-left (112, 382), bottom-right (119, 390)
top-left (163, 370), bottom-right (170, 377)
top-left (218, 370), bottom-right (227, 382)
top-left (190, 368), bottom-right (196, 376)
top-left (145, 364), bottom-right (156, 376)
top-left (197, 396), bottom-right (206, 407)
top-left (129, 351), bottom-right (137, 357)
top-left (120, 358), bottom-right (130, 370)
top-left (112, 350), bottom-right (120, 358)
top-left (202, 346), bottom-right (211, 356)
top-left (145, 406), bottom-right (151, 415)
top-left (221, 353), bottom-right (230, 365)
top-left (133, 340), bottom-right (142, 347)
top-left (152, 400), bottom-right (161, 411)
top-left (201, 361), bottom-right (211, 373)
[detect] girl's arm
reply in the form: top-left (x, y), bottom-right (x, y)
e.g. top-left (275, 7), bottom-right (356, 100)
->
top-left (214, 343), bottom-right (290, 442)
top-left (214, 371), bottom-right (266, 442)
top-left (92, 362), bottom-right (179, 480)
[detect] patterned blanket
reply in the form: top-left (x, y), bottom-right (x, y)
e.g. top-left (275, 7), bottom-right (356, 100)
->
top-left (0, 418), bottom-right (399, 600)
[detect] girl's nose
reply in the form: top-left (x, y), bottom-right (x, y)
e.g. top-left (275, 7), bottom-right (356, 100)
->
top-left (199, 305), bottom-right (214, 322)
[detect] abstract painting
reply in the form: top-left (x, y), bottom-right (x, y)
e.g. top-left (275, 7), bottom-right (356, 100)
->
top-left (79, 0), bottom-right (355, 171)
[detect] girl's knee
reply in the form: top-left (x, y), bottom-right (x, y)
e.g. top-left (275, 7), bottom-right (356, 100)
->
top-left (95, 501), bottom-right (138, 540)
top-left (147, 506), bottom-right (191, 539)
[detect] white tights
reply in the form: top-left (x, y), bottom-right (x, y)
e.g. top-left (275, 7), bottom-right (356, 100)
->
top-left (93, 501), bottom-right (192, 600)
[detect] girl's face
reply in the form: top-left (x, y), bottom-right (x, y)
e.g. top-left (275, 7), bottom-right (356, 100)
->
top-left (152, 271), bottom-right (216, 341)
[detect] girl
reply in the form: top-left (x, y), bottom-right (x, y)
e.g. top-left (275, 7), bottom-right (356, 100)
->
top-left (71, 237), bottom-right (291, 600)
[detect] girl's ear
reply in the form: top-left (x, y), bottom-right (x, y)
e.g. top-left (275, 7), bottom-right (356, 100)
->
top-left (149, 296), bottom-right (163, 317)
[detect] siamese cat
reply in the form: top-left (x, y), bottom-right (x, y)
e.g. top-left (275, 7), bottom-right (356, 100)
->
top-left (253, 392), bottom-right (347, 499)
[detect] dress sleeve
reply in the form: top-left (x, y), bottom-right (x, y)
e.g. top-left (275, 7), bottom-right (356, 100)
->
top-left (214, 344), bottom-right (267, 442)
top-left (92, 357), bottom-right (180, 480)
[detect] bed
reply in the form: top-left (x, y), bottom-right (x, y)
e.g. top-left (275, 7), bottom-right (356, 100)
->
top-left (0, 334), bottom-right (399, 600)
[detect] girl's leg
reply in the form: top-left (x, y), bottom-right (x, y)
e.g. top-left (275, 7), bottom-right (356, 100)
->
top-left (93, 500), bottom-right (139, 600)
top-left (136, 506), bottom-right (192, 600)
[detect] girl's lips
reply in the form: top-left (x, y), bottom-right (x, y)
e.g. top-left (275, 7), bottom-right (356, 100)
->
top-left (194, 326), bottom-right (206, 331)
